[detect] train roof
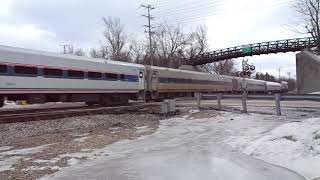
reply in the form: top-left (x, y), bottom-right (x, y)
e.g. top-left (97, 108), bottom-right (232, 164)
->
top-left (0, 45), bottom-right (145, 68)
top-left (148, 65), bottom-right (226, 77)
top-left (265, 81), bottom-right (281, 85)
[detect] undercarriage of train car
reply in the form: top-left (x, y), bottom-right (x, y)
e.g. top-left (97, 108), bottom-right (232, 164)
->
top-left (1, 93), bottom-right (138, 107)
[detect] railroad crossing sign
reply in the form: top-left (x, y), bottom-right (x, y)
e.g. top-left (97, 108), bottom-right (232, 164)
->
top-left (239, 59), bottom-right (255, 78)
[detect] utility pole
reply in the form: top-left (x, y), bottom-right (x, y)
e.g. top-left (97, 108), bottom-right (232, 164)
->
top-left (278, 67), bottom-right (281, 80)
top-left (287, 72), bottom-right (291, 80)
top-left (141, 4), bottom-right (155, 66)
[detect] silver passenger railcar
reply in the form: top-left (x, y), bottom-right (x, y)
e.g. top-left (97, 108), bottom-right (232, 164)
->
top-left (266, 81), bottom-right (282, 93)
top-left (145, 66), bottom-right (234, 100)
top-left (0, 45), bottom-right (288, 107)
top-left (0, 46), bottom-right (145, 107)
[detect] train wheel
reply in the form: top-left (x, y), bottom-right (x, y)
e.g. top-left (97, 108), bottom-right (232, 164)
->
top-left (119, 98), bottom-right (129, 106)
top-left (0, 96), bottom-right (4, 108)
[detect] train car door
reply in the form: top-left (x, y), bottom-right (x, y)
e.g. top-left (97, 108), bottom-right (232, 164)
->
top-left (138, 69), bottom-right (145, 90)
top-left (232, 78), bottom-right (238, 90)
top-left (151, 71), bottom-right (158, 92)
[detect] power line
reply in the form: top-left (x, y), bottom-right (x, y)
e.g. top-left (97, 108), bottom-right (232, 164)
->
top-left (154, 5), bottom-right (221, 19)
top-left (153, 0), bottom-right (222, 25)
top-left (141, 4), bottom-right (156, 66)
top-left (154, 0), bottom-right (221, 14)
top-left (156, 12), bottom-right (219, 25)
top-left (154, 0), bottom-right (215, 9)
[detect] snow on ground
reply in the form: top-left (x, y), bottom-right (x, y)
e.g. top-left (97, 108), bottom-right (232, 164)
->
top-left (0, 145), bottom-right (49, 171)
top-left (44, 111), bottom-right (307, 180)
top-left (21, 165), bottom-right (61, 172)
top-left (310, 92), bottom-right (320, 94)
top-left (73, 136), bottom-right (89, 143)
top-left (135, 126), bottom-right (151, 133)
top-left (0, 146), bottom-right (13, 151)
top-left (227, 118), bottom-right (320, 180)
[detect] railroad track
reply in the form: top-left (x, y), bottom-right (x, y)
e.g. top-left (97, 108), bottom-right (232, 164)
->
top-left (0, 102), bottom-right (159, 124)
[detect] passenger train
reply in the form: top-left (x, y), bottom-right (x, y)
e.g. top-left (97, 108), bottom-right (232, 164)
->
top-left (0, 45), bottom-right (288, 107)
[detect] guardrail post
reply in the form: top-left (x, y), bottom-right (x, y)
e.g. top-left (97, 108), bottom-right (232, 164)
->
top-left (242, 91), bottom-right (247, 113)
top-left (217, 93), bottom-right (222, 110)
top-left (196, 92), bottom-right (201, 109)
top-left (275, 93), bottom-right (281, 116)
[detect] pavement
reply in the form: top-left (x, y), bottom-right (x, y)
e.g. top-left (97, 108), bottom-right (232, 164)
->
top-left (44, 111), bottom-right (307, 180)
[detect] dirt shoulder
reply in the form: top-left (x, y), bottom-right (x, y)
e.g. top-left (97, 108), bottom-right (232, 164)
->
top-left (0, 113), bottom-right (161, 180)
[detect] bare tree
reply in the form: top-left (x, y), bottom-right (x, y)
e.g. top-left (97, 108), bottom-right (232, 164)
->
top-left (154, 23), bottom-right (188, 68)
top-left (61, 45), bottom-right (86, 56)
top-left (185, 25), bottom-right (212, 70)
top-left (73, 48), bottom-right (86, 56)
top-left (183, 25), bottom-right (237, 74)
top-left (89, 45), bottom-right (109, 59)
top-left (210, 60), bottom-right (237, 75)
top-left (187, 25), bottom-right (209, 59)
top-left (130, 38), bottom-right (146, 64)
top-left (294, 0), bottom-right (320, 52)
top-left (102, 17), bottom-right (131, 62)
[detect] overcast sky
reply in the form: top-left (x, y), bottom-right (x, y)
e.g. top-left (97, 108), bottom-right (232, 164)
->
top-left (0, 0), bottom-right (303, 78)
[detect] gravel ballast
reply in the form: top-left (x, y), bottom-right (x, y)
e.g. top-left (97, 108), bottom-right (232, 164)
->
top-left (0, 113), bottom-right (161, 180)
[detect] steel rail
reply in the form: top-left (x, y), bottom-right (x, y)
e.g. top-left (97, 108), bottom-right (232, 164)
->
top-left (0, 103), bottom-right (159, 124)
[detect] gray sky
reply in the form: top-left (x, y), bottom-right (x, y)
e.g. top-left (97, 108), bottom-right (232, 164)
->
top-left (0, 0), bottom-right (302, 78)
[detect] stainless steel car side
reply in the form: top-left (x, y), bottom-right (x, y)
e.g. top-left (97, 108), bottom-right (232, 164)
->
top-left (0, 45), bottom-right (145, 106)
top-left (0, 45), bottom-right (288, 107)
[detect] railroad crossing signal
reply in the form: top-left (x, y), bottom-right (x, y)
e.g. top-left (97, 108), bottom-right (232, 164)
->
top-left (240, 59), bottom-right (255, 78)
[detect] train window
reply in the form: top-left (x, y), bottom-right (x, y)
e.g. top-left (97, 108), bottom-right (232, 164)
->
top-left (105, 73), bottom-right (118, 80)
top-left (43, 68), bottom-right (63, 77)
top-left (68, 70), bottom-right (84, 78)
top-left (119, 74), bottom-right (126, 81)
top-left (14, 66), bottom-right (38, 75)
top-left (88, 72), bottom-right (102, 79)
top-left (126, 75), bottom-right (139, 82)
top-left (0, 65), bottom-right (8, 74)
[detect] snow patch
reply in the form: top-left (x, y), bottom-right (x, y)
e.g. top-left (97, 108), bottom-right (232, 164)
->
top-left (74, 136), bottom-right (89, 143)
top-left (0, 146), bottom-right (13, 151)
top-left (135, 126), bottom-right (151, 133)
top-left (33, 158), bottom-right (60, 164)
top-left (183, 109), bottom-right (200, 119)
top-left (22, 166), bottom-right (61, 172)
top-left (0, 145), bottom-right (49, 172)
top-left (0, 145), bottom-right (48, 156)
top-left (0, 156), bottom-right (21, 171)
top-left (80, 149), bottom-right (93, 153)
top-left (189, 109), bottom-right (200, 114)
top-left (310, 92), bottom-right (320, 94)
top-left (59, 153), bottom-right (87, 159)
top-left (71, 133), bottom-right (90, 137)
top-left (228, 118), bottom-right (320, 179)
top-left (67, 158), bottom-right (81, 166)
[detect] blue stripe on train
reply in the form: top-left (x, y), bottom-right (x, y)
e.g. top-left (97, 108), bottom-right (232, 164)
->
top-left (123, 75), bottom-right (139, 82)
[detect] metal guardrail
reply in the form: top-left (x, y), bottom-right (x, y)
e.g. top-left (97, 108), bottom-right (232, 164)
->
top-left (202, 94), bottom-right (320, 102)
top-left (189, 37), bottom-right (317, 65)
top-left (194, 93), bottom-right (320, 116)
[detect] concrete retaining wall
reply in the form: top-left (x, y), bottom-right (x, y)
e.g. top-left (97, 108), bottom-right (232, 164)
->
top-left (296, 51), bottom-right (320, 94)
